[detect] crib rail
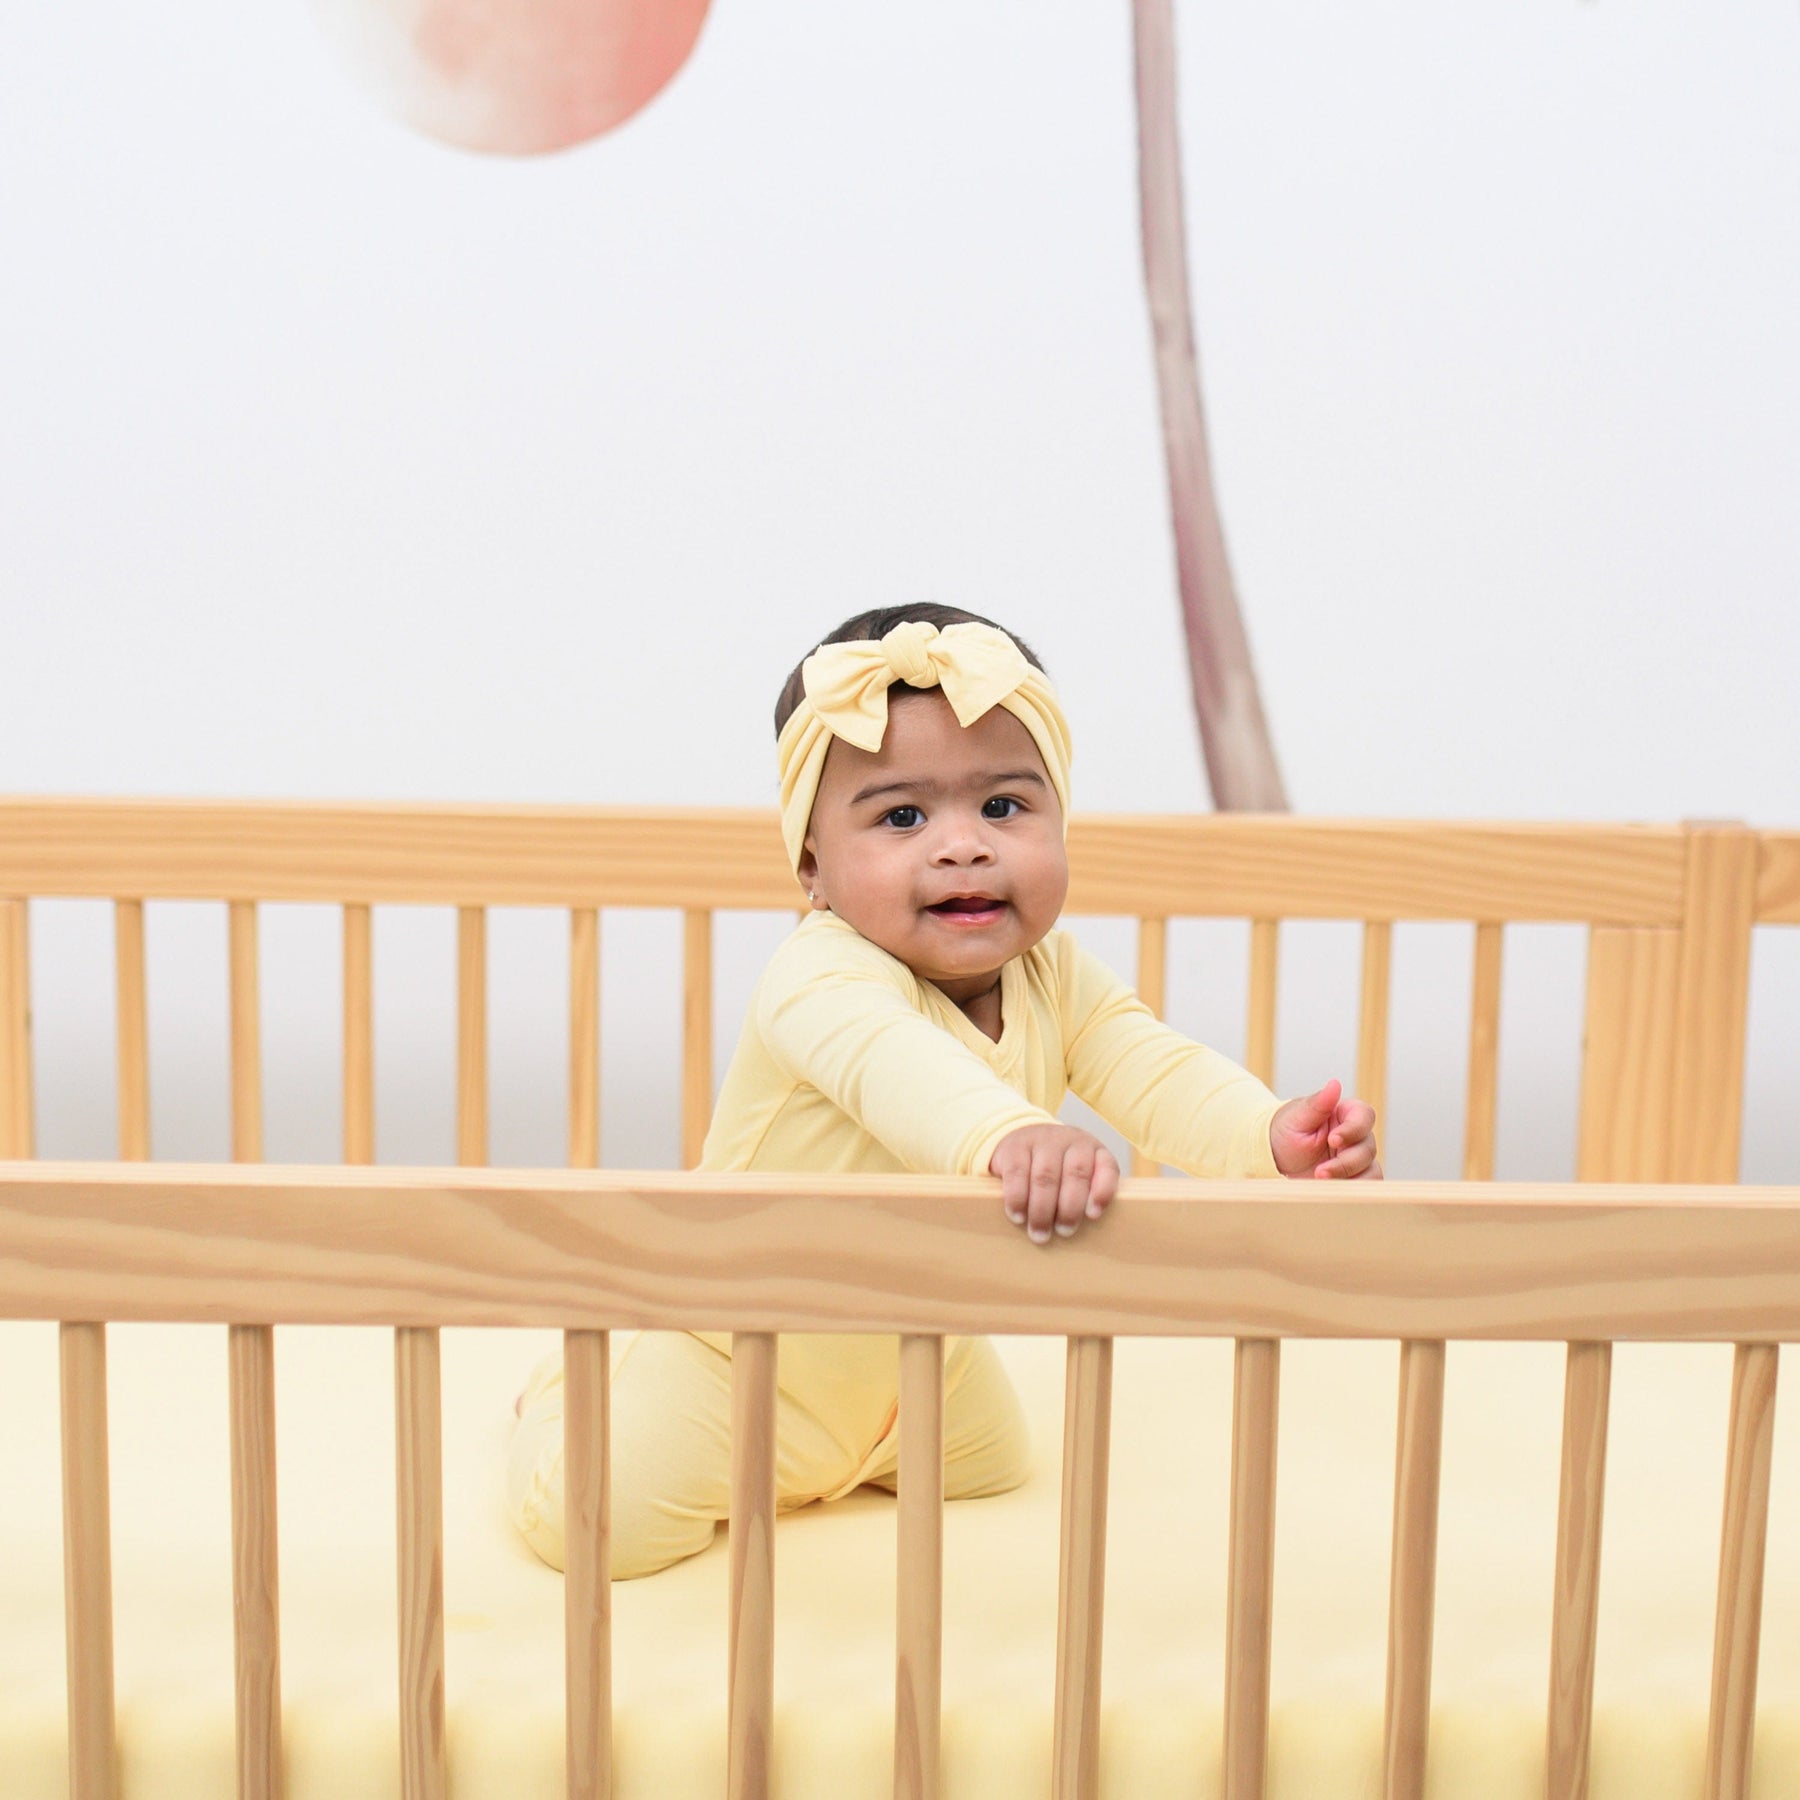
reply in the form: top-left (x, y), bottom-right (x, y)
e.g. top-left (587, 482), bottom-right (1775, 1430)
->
top-left (1, 1166), bottom-right (1796, 1800)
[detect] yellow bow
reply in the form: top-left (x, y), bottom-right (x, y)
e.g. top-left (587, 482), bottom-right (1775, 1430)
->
top-left (775, 621), bottom-right (1072, 878)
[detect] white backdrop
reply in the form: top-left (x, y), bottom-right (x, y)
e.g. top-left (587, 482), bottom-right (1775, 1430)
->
top-left (3, 0), bottom-right (1795, 1183)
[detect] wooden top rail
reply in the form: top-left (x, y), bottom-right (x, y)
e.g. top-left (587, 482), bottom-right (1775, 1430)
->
top-left (1, 800), bottom-right (1753, 922)
top-left (3, 1164), bottom-right (1799, 1340)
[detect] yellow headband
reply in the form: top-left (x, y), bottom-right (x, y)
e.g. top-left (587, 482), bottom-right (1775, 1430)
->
top-left (775, 619), bottom-right (1072, 878)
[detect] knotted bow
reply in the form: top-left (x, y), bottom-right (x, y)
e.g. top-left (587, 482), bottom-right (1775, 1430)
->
top-left (775, 620), bottom-right (1072, 878)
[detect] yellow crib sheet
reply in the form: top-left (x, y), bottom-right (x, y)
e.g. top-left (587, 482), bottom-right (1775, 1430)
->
top-left (0, 1320), bottom-right (1796, 1799)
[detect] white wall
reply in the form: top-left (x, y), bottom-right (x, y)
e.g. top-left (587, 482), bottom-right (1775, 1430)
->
top-left (3, 0), bottom-right (1796, 1183)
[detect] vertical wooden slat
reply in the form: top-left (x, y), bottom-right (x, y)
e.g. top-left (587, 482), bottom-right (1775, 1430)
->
top-left (1547, 1341), bottom-right (1611, 1800)
top-left (227, 899), bottom-right (282, 1799)
top-left (1668, 823), bottom-right (1757, 1186)
top-left (569, 908), bottom-right (601, 1168)
top-left (395, 1326), bottom-right (446, 1800)
top-left (60, 1321), bottom-right (116, 1800)
top-left (114, 899), bottom-right (150, 1161)
top-left (1383, 1339), bottom-right (1446, 1800)
top-left (1131, 919), bottom-right (1168, 1176)
top-left (1053, 1335), bottom-right (1113, 1800)
top-left (1577, 926), bottom-right (1679, 1182)
top-left (895, 1334), bottom-right (944, 1800)
top-left (1356, 920), bottom-right (1392, 1131)
top-left (682, 909), bottom-right (713, 1169)
top-left (1245, 920), bottom-right (1278, 1087)
top-left (456, 906), bottom-right (487, 1166)
top-left (728, 1331), bottom-right (777, 1800)
top-left (342, 904), bottom-right (374, 1165)
top-left (1222, 1337), bottom-right (1279, 1800)
top-left (1462, 923), bottom-right (1503, 1181)
top-left (1705, 1343), bottom-right (1779, 1800)
top-left (564, 1327), bottom-right (612, 1800)
top-left (0, 898), bottom-right (33, 1157)
top-left (230, 1324), bottom-right (282, 1800)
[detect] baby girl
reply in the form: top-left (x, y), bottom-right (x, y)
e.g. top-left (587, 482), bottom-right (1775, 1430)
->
top-left (508, 604), bottom-right (1380, 1578)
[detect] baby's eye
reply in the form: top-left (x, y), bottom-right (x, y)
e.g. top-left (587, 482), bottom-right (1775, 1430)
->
top-left (981, 796), bottom-right (1022, 820)
top-left (882, 805), bottom-right (923, 829)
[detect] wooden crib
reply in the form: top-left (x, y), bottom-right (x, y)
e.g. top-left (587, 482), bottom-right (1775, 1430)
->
top-left (0, 800), bottom-right (1795, 1800)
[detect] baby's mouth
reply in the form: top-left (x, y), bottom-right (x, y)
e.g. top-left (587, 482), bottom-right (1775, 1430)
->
top-left (927, 895), bottom-right (1007, 922)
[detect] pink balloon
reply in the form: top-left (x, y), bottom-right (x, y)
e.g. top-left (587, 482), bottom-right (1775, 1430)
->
top-left (308, 0), bottom-right (711, 154)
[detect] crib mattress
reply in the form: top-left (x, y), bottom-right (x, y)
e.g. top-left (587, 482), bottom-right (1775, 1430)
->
top-left (0, 1320), bottom-right (1796, 1799)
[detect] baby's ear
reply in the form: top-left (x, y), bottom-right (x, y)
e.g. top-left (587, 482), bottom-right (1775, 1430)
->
top-left (797, 843), bottom-right (823, 908)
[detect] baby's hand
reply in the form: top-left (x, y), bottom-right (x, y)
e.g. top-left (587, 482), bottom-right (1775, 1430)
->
top-left (1269, 1078), bottom-right (1382, 1179)
top-left (989, 1124), bottom-right (1120, 1245)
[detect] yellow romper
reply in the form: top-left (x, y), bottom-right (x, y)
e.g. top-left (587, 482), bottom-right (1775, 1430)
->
top-left (508, 911), bottom-right (1283, 1578)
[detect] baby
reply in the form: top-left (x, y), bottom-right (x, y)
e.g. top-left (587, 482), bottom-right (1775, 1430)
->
top-left (508, 604), bottom-right (1380, 1579)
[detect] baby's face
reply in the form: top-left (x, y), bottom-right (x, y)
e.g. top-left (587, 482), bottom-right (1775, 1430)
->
top-left (798, 689), bottom-right (1068, 1004)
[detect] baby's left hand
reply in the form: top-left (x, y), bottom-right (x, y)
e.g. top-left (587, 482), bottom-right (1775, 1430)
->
top-left (1269, 1078), bottom-right (1382, 1179)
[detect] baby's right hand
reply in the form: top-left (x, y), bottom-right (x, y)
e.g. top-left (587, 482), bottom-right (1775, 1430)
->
top-left (989, 1124), bottom-right (1120, 1245)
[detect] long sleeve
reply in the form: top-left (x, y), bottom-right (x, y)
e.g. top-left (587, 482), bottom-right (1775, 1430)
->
top-left (755, 926), bottom-right (1055, 1176)
top-left (1058, 937), bottom-right (1281, 1178)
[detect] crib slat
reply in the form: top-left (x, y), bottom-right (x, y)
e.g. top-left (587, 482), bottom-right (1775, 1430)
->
top-left (1547, 1340), bottom-right (1611, 1799)
top-left (61, 1321), bottom-right (117, 1800)
top-left (395, 1326), bottom-right (446, 1800)
top-left (1462, 923), bottom-right (1503, 1180)
top-left (1357, 921), bottom-right (1392, 1130)
top-left (1705, 1342), bottom-right (1779, 1800)
top-left (729, 1331), bottom-right (777, 1800)
top-left (1576, 926), bottom-right (1678, 1182)
top-left (0, 898), bottom-right (33, 1156)
top-left (229, 1324), bottom-right (283, 1800)
top-left (1245, 920), bottom-right (1278, 1087)
top-left (457, 906), bottom-right (487, 1166)
top-left (1131, 920), bottom-right (1168, 1176)
top-left (229, 901), bottom-right (263, 1161)
top-left (1054, 1335), bottom-right (1113, 1800)
top-left (682, 909), bottom-right (713, 1169)
top-left (564, 1328), bottom-right (612, 1800)
top-left (896, 1334), bottom-right (945, 1800)
top-left (569, 908), bottom-right (601, 1167)
top-left (1383, 1338), bottom-right (1446, 1800)
top-left (115, 899), bottom-right (150, 1160)
top-left (1223, 1337), bottom-right (1279, 1799)
top-left (343, 904), bottom-right (375, 1164)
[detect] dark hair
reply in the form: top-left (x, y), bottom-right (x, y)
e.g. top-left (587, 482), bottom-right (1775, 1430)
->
top-left (773, 604), bottom-right (1047, 737)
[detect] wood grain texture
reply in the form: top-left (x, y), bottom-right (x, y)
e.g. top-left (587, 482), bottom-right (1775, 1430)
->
top-left (229, 1323), bottom-right (283, 1800)
top-left (60, 1320), bottom-right (116, 1800)
top-left (1705, 1342), bottom-right (1779, 1800)
top-left (114, 900), bottom-right (149, 1161)
top-left (1246, 920), bottom-right (1278, 1087)
top-left (1547, 1341), bottom-right (1611, 1800)
top-left (1223, 1337), bottom-right (1279, 1800)
top-left (895, 1334), bottom-right (944, 1800)
top-left (564, 1328), bottom-right (611, 1800)
top-left (1462, 924), bottom-right (1503, 1181)
top-left (0, 802), bottom-right (1690, 920)
top-left (395, 1326), bottom-right (446, 1800)
top-left (4, 1167), bottom-right (1800, 1339)
top-left (229, 902), bottom-right (263, 1163)
top-left (1577, 927), bottom-right (1678, 1183)
top-left (1053, 1335), bottom-right (1112, 1800)
top-left (0, 898), bottom-right (31, 1159)
top-left (569, 909), bottom-right (600, 1168)
top-left (342, 905), bottom-right (374, 1164)
top-left (1669, 826), bottom-right (1757, 1184)
top-left (1131, 919), bottom-right (1168, 1177)
top-left (456, 907), bottom-right (487, 1168)
top-left (729, 1332), bottom-right (777, 1800)
top-left (1357, 921), bottom-right (1392, 1133)
top-left (682, 909), bottom-right (712, 1170)
top-left (1384, 1339), bottom-right (1445, 1800)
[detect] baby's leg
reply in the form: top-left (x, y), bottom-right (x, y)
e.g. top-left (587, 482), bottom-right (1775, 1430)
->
top-left (862, 1335), bottom-right (1032, 1500)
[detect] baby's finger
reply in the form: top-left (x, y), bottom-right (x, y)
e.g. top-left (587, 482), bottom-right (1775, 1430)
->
top-left (1054, 1147), bottom-right (1095, 1237)
top-left (995, 1144), bottom-right (1029, 1227)
top-left (1328, 1101), bottom-right (1377, 1150)
top-left (1027, 1148), bottom-right (1062, 1244)
top-left (1085, 1147), bottom-right (1120, 1220)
